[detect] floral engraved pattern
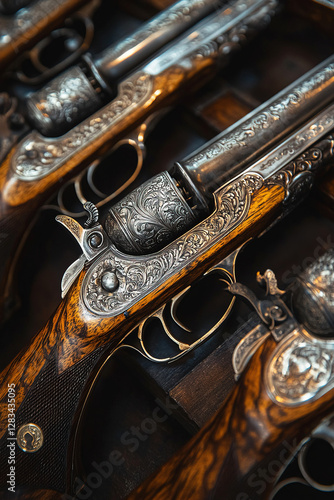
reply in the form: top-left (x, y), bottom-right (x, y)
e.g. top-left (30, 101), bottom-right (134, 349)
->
top-left (82, 174), bottom-right (263, 315)
top-left (12, 72), bottom-right (153, 179)
top-left (105, 172), bottom-right (195, 254)
top-left (267, 332), bottom-right (334, 406)
top-left (100, 0), bottom-right (212, 64)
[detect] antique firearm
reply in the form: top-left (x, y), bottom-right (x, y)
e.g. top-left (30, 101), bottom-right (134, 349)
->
top-left (0, 60), bottom-right (334, 497)
top-left (0, 0), bottom-right (277, 319)
top-left (127, 251), bottom-right (334, 500)
top-left (0, 0), bottom-right (96, 73)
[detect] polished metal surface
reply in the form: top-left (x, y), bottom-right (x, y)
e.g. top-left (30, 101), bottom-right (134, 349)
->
top-left (105, 171), bottom-right (196, 254)
top-left (17, 423), bottom-right (44, 453)
top-left (179, 56), bottom-right (334, 201)
top-left (81, 115), bottom-right (334, 316)
top-left (266, 326), bottom-right (334, 406)
top-left (95, 0), bottom-right (220, 83)
top-left (26, 66), bottom-right (102, 137)
top-left (0, 0), bottom-right (78, 50)
top-left (82, 173), bottom-right (263, 315)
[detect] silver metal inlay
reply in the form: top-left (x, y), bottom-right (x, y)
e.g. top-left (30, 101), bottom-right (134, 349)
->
top-left (233, 323), bottom-right (270, 377)
top-left (27, 66), bottom-right (102, 137)
top-left (0, 0), bottom-right (75, 48)
top-left (144, 0), bottom-right (278, 76)
top-left (95, 0), bottom-right (219, 82)
top-left (293, 249), bottom-right (334, 335)
top-left (12, 0), bottom-right (277, 181)
top-left (266, 328), bottom-right (334, 407)
top-left (181, 56), bottom-right (334, 197)
top-left (82, 174), bottom-right (263, 315)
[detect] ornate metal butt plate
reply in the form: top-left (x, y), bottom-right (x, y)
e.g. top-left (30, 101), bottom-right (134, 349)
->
top-left (14, 0), bottom-right (277, 178)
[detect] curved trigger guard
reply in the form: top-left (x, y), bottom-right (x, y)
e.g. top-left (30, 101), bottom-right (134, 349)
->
top-left (11, 14), bottom-right (94, 85)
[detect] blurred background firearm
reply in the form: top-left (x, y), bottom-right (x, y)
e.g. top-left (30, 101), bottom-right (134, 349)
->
top-left (127, 250), bottom-right (334, 500)
top-left (0, 58), bottom-right (333, 497)
top-left (0, 0), bottom-right (278, 321)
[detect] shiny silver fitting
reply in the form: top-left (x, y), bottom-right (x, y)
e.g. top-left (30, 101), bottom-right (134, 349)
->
top-left (26, 66), bottom-right (102, 136)
top-left (105, 171), bottom-right (196, 255)
top-left (292, 249), bottom-right (334, 336)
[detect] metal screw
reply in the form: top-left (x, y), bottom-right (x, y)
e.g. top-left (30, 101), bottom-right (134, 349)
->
top-left (17, 423), bottom-right (43, 453)
top-left (101, 271), bottom-right (119, 293)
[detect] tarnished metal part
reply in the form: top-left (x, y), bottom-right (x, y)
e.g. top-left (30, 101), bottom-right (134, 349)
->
top-left (293, 249), bottom-right (334, 336)
top-left (17, 423), bottom-right (44, 453)
top-left (105, 172), bottom-right (196, 254)
top-left (266, 327), bottom-right (334, 407)
top-left (82, 174), bottom-right (263, 315)
top-left (179, 57), bottom-right (334, 199)
top-left (14, 0), bottom-right (277, 178)
top-left (26, 66), bottom-right (102, 137)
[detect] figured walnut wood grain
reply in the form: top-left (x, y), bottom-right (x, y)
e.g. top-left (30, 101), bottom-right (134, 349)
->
top-left (127, 336), bottom-right (334, 500)
top-left (0, 184), bottom-right (284, 443)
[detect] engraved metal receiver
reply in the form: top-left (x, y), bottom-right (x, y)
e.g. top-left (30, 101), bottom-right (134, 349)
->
top-left (57, 60), bottom-right (334, 361)
top-left (0, 0), bottom-right (279, 321)
top-left (0, 0), bottom-right (95, 72)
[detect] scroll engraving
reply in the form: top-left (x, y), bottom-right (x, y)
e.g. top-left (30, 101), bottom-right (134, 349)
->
top-left (0, 0), bottom-right (73, 46)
